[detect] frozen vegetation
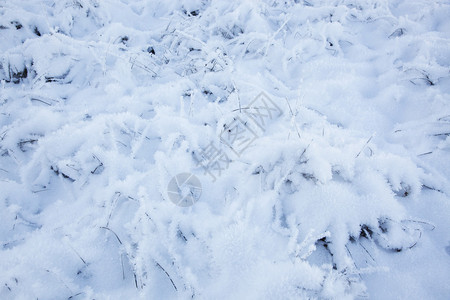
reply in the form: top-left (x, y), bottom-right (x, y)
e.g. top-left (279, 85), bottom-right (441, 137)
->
top-left (0, 0), bottom-right (449, 299)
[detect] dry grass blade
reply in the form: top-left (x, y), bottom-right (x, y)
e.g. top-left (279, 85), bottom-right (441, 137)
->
top-left (156, 262), bottom-right (178, 291)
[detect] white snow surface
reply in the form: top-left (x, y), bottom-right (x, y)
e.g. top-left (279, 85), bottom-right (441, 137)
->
top-left (0, 0), bottom-right (449, 299)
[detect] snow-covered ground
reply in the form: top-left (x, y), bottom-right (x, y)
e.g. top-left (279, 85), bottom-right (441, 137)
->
top-left (1, 0), bottom-right (449, 299)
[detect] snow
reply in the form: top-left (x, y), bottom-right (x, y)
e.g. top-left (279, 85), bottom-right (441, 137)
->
top-left (1, 0), bottom-right (450, 299)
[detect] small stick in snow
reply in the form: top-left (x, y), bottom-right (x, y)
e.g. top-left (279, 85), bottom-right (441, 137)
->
top-left (417, 151), bottom-right (433, 156)
top-left (106, 192), bottom-right (121, 227)
top-left (285, 97), bottom-right (301, 139)
top-left (232, 80), bottom-right (241, 113)
top-left (299, 141), bottom-right (312, 161)
top-left (120, 253), bottom-right (126, 280)
top-left (134, 273), bottom-right (139, 289)
top-left (401, 219), bottom-right (435, 231)
top-left (100, 226), bottom-right (123, 245)
top-left (30, 98), bottom-right (51, 105)
top-left (68, 292), bottom-right (83, 299)
top-left (66, 241), bottom-right (88, 266)
top-left (0, 130), bottom-right (7, 140)
top-left (358, 242), bottom-right (376, 262)
top-left (356, 135), bottom-right (373, 158)
top-left (156, 262), bottom-right (178, 291)
top-left (422, 184), bottom-right (444, 194)
top-left (345, 245), bottom-right (363, 281)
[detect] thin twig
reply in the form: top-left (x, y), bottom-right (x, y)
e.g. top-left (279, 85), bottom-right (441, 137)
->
top-left (120, 254), bottom-right (126, 280)
top-left (401, 219), bottom-right (435, 231)
top-left (134, 273), bottom-right (139, 289)
top-left (299, 141), bottom-right (312, 161)
top-left (285, 97), bottom-right (301, 139)
top-left (422, 184), bottom-right (444, 194)
top-left (66, 241), bottom-right (88, 266)
top-left (100, 226), bottom-right (122, 244)
top-left (232, 81), bottom-right (241, 113)
top-left (356, 135), bottom-right (373, 158)
top-left (156, 262), bottom-right (178, 291)
top-left (30, 98), bottom-right (51, 105)
top-left (68, 292), bottom-right (83, 299)
top-left (231, 107), bottom-right (251, 112)
top-left (417, 151), bottom-right (432, 156)
top-left (358, 242), bottom-right (375, 262)
top-left (345, 245), bottom-right (363, 280)
top-left (106, 192), bottom-right (121, 227)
